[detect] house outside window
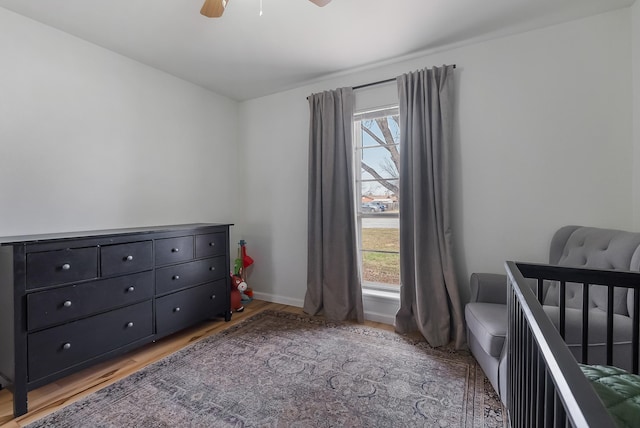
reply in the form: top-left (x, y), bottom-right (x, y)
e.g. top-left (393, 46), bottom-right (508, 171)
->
top-left (354, 106), bottom-right (400, 290)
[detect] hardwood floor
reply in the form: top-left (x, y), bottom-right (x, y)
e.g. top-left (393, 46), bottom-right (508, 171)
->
top-left (0, 300), bottom-right (393, 427)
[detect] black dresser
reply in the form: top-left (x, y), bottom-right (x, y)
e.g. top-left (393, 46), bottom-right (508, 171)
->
top-left (0, 223), bottom-right (232, 417)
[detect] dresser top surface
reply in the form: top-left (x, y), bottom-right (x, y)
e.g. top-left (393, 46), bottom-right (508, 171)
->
top-left (0, 223), bottom-right (233, 245)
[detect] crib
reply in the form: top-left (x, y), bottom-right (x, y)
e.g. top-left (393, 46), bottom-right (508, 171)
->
top-left (505, 261), bottom-right (640, 427)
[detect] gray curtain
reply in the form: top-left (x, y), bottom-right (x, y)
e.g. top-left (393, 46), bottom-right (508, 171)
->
top-left (304, 88), bottom-right (364, 322)
top-left (394, 65), bottom-right (465, 349)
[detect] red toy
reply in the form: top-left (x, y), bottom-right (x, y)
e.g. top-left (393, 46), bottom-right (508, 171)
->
top-left (233, 240), bottom-right (254, 304)
top-left (230, 273), bottom-right (248, 312)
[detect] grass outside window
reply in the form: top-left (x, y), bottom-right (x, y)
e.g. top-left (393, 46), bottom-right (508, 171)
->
top-left (361, 227), bottom-right (400, 285)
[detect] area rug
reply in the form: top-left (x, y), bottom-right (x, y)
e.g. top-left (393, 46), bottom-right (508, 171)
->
top-left (27, 310), bottom-right (506, 427)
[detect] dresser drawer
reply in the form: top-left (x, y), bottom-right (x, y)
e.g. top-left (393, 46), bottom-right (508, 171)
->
top-left (27, 271), bottom-right (154, 331)
top-left (156, 280), bottom-right (227, 336)
top-left (100, 241), bottom-right (153, 276)
top-left (155, 236), bottom-right (194, 266)
top-left (27, 300), bottom-right (153, 382)
top-left (195, 233), bottom-right (226, 258)
top-left (26, 247), bottom-right (98, 289)
top-left (155, 256), bottom-right (226, 295)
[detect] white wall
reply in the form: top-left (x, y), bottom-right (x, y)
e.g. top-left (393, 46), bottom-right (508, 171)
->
top-left (2, 6), bottom-right (633, 323)
top-left (239, 8), bottom-right (634, 312)
top-left (633, 1), bottom-right (640, 230)
top-left (0, 8), bottom-right (240, 238)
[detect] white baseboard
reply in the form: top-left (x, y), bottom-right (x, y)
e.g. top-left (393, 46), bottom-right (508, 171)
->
top-left (253, 290), bottom-right (399, 327)
top-left (252, 291), bottom-right (304, 308)
top-left (363, 309), bottom-right (396, 325)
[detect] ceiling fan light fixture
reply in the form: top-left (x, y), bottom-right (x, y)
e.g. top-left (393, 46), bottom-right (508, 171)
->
top-left (309, 0), bottom-right (332, 6)
top-left (201, 0), bottom-right (330, 18)
top-left (200, 0), bottom-right (230, 18)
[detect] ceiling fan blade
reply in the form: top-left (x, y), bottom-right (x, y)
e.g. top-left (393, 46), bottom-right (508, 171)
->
top-left (201, 0), bottom-right (230, 18)
top-left (308, 0), bottom-right (332, 6)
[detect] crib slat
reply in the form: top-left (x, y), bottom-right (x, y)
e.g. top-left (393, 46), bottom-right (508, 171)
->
top-left (511, 293), bottom-right (517, 426)
top-left (536, 349), bottom-right (545, 427)
top-left (519, 301), bottom-right (525, 428)
top-left (525, 326), bottom-right (532, 427)
top-left (634, 289), bottom-right (639, 374)
top-left (582, 283), bottom-right (589, 364)
top-left (554, 393), bottom-right (565, 427)
top-left (518, 302), bottom-right (523, 427)
top-left (544, 371), bottom-right (554, 427)
top-left (559, 281), bottom-right (566, 340)
top-left (606, 285), bottom-right (614, 366)
top-left (510, 290), bottom-right (518, 427)
top-left (515, 306), bottom-right (519, 427)
top-left (537, 277), bottom-right (544, 302)
top-left (530, 328), bottom-right (537, 428)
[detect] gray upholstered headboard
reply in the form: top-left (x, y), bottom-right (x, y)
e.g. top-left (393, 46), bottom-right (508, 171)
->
top-left (545, 225), bottom-right (640, 314)
top-left (550, 226), bottom-right (640, 271)
top-left (548, 225), bottom-right (581, 265)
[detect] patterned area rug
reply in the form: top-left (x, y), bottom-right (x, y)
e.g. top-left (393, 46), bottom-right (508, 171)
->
top-left (28, 311), bottom-right (506, 427)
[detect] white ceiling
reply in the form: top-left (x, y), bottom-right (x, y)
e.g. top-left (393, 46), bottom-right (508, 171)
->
top-left (0, 0), bottom-right (635, 101)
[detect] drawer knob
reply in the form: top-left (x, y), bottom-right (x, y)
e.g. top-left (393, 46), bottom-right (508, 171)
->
top-left (209, 242), bottom-right (215, 247)
top-left (126, 322), bottom-right (134, 328)
top-left (63, 300), bottom-right (72, 308)
top-left (171, 248), bottom-right (180, 253)
top-left (62, 343), bottom-right (71, 350)
top-left (210, 295), bottom-right (216, 300)
top-left (173, 275), bottom-right (180, 280)
top-left (127, 286), bottom-right (135, 292)
top-left (61, 263), bottom-right (71, 271)
top-left (174, 307), bottom-right (181, 312)
top-left (125, 255), bottom-right (134, 261)
top-left (209, 266), bottom-right (216, 271)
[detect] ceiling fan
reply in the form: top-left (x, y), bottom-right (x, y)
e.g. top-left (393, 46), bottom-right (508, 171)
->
top-left (201, 0), bottom-right (332, 18)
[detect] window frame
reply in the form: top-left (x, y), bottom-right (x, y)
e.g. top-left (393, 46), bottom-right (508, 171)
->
top-left (353, 105), bottom-right (400, 292)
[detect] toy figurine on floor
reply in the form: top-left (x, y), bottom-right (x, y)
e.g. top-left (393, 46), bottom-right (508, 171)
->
top-left (230, 273), bottom-right (247, 312)
top-left (232, 240), bottom-right (254, 307)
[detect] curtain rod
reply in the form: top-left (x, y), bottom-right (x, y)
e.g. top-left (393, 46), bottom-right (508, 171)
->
top-left (306, 64), bottom-right (457, 99)
top-left (353, 64), bottom-right (456, 90)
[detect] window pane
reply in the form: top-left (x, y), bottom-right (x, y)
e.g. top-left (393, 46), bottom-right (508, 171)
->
top-left (354, 107), bottom-right (399, 122)
top-left (358, 115), bottom-right (400, 148)
top-left (360, 146), bottom-right (399, 180)
top-left (360, 179), bottom-right (399, 209)
top-left (361, 227), bottom-right (399, 253)
top-left (361, 225), bottom-right (399, 286)
top-left (362, 252), bottom-right (400, 285)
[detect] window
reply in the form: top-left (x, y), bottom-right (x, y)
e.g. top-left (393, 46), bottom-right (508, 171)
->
top-left (354, 107), bottom-right (400, 289)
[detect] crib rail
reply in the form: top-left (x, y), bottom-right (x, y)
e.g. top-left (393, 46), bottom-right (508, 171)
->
top-left (504, 261), bottom-right (640, 427)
